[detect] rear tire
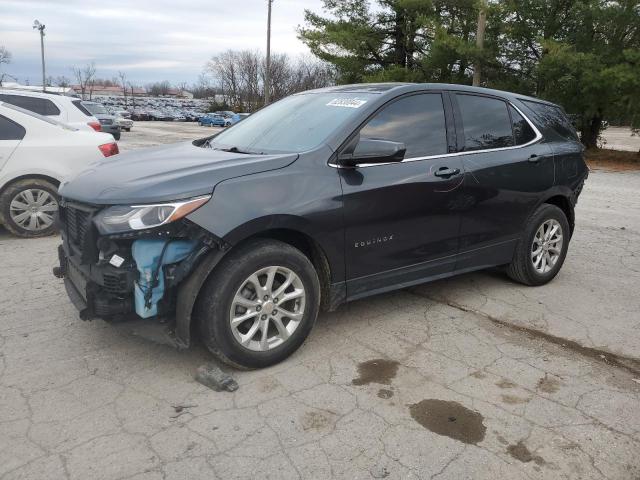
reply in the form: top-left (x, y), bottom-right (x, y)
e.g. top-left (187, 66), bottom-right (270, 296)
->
top-left (507, 204), bottom-right (570, 286)
top-left (112, 131), bottom-right (121, 141)
top-left (198, 239), bottom-right (320, 369)
top-left (0, 179), bottom-right (59, 237)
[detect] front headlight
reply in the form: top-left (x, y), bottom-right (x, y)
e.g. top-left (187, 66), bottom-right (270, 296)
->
top-left (94, 195), bottom-right (211, 234)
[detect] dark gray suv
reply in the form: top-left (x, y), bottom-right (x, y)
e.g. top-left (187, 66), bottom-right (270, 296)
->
top-left (54, 83), bottom-right (587, 369)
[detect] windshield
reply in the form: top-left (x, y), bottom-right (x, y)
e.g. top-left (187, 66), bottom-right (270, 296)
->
top-left (83, 102), bottom-right (108, 115)
top-left (210, 92), bottom-right (376, 154)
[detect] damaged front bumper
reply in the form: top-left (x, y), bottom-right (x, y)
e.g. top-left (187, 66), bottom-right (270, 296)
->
top-left (54, 199), bottom-right (228, 347)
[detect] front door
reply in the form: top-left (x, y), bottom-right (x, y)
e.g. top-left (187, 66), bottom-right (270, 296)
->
top-left (338, 92), bottom-right (466, 300)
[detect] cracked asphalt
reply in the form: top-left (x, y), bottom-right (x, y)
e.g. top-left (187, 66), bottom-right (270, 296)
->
top-left (1, 122), bottom-right (639, 480)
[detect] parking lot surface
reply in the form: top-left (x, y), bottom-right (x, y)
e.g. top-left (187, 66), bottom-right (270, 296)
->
top-left (600, 127), bottom-right (640, 152)
top-left (1, 123), bottom-right (639, 480)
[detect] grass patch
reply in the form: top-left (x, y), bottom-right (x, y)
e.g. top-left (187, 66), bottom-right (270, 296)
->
top-left (585, 148), bottom-right (640, 171)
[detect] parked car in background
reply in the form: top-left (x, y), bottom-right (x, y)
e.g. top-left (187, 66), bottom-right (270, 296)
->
top-left (230, 113), bottom-right (250, 125)
top-left (148, 110), bottom-right (174, 121)
top-left (0, 102), bottom-right (118, 237)
top-left (115, 115), bottom-right (134, 132)
top-left (0, 89), bottom-right (101, 132)
top-left (113, 110), bottom-right (132, 119)
top-left (53, 83), bottom-right (587, 369)
top-left (82, 102), bottom-right (122, 140)
top-left (199, 113), bottom-right (230, 127)
top-left (131, 110), bottom-right (150, 121)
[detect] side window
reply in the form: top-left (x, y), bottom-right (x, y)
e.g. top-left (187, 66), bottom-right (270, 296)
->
top-left (509, 106), bottom-right (537, 145)
top-left (359, 93), bottom-right (448, 158)
top-left (520, 100), bottom-right (579, 142)
top-left (456, 94), bottom-right (514, 151)
top-left (0, 94), bottom-right (61, 116)
top-left (0, 114), bottom-right (26, 140)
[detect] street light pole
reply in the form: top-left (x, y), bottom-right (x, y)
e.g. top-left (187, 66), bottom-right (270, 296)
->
top-left (33, 20), bottom-right (46, 92)
top-left (264, 0), bottom-right (273, 105)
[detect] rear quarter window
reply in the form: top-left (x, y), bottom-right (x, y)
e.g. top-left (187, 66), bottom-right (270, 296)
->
top-left (0, 114), bottom-right (26, 140)
top-left (0, 94), bottom-right (61, 116)
top-left (520, 100), bottom-right (579, 142)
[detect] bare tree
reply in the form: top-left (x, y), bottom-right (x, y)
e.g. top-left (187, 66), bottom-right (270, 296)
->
top-left (72, 62), bottom-right (96, 100)
top-left (177, 81), bottom-right (188, 94)
top-left (146, 80), bottom-right (171, 96)
top-left (0, 46), bottom-right (11, 66)
top-left (55, 75), bottom-right (71, 89)
top-left (118, 71), bottom-right (128, 106)
top-left (205, 49), bottom-right (335, 111)
top-left (0, 46), bottom-right (12, 86)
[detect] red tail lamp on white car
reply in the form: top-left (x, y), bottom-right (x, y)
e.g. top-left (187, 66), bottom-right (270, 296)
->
top-left (98, 142), bottom-right (119, 157)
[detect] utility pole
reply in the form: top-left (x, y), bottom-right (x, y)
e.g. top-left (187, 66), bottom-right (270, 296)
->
top-left (33, 20), bottom-right (46, 92)
top-left (264, 0), bottom-right (273, 105)
top-left (472, 1), bottom-right (486, 87)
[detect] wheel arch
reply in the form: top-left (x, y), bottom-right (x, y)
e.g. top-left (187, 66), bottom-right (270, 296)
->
top-left (0, 174), bottom-right (61, 225)
top-left (542, 193), bottom-right (574, 236)
top-left (174, 224), bottom-right (341, 349)
top-left (0, 174), bottom-right (61, 196)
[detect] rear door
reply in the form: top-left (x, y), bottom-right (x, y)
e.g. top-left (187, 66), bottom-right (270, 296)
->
top-left (450, 92), bottom-right (554, 270)
top-left (339, 91), bottom-right (466, 299)
top-left (0, 113), bottom-right (25, 171)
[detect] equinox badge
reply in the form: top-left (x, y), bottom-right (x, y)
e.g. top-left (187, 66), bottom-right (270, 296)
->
top-left (354, 235), bottom-right (394, 248)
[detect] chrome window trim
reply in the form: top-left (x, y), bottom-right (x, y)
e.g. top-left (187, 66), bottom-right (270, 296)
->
top-left (329, 101), bottom-right (543, 169)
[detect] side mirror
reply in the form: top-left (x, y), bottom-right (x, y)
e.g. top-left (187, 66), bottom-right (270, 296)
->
top-left (338, 138), bottom-right (406, 167)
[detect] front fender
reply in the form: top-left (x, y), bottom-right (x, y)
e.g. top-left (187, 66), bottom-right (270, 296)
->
top-left (174, 249), bottom-right (226, 348)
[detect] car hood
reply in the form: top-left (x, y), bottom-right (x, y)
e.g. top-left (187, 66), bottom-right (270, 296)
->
top-left (59, 141), bottom-right (298, 205)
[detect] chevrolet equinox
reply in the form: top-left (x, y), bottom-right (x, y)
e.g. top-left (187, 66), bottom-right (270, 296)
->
top-left (54, 83), bottom-right (588, 369)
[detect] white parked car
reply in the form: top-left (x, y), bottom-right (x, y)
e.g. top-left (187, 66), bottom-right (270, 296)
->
top-left (0, 89), bottom-right (102, 132)
top-left (0, 102), bottom-right (118, 237)
top-left (115, 115), bottom-right (134, 132)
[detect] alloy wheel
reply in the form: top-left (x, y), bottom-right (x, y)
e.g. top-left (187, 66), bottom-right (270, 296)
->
top-left (9, 189), bottom-right (58, 232)
top-left (531, 219), bottom-right (563, 274)
top-left (229, 266), bottom-right (306, 352)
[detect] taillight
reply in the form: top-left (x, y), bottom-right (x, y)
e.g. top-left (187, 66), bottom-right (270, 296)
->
top-left (98, 143), bottom-right (119, 157)
top-left (88, 121), bottom-right (101, 132)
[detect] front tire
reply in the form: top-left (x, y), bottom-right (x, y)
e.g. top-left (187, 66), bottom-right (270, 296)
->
top-left (198, 239), bottom-right (321, 369)
top-left (0, 179), bottom-right (59, 237)
top-left (507, 204), bottom-right (570, 286)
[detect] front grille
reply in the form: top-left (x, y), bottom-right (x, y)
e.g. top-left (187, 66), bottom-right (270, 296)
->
top-left (66, 206), bottom-right (91, 247)
top-left (103, 272), bottom-right (128, 295)
top-left (99, 118), bottom-right (113, 125)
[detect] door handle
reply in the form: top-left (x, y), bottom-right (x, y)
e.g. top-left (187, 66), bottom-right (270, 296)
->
top-left (528, 154), bottom-right (540, 163)
top-left (434, 167), bottom-right (461, 178)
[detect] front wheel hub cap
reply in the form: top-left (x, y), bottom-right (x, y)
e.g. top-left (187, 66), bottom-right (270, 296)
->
top-left (229, 266), bottom-right (306, 352)
top-left (9, 189), bottom-right (58, 231)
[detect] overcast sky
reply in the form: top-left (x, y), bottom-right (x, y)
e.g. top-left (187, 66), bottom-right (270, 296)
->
top-left (0, 0), bottom-right (325, 86)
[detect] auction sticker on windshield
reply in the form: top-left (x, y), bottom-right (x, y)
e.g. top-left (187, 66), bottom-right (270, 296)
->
top-left (326, 98), bottom-right (367, 108)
